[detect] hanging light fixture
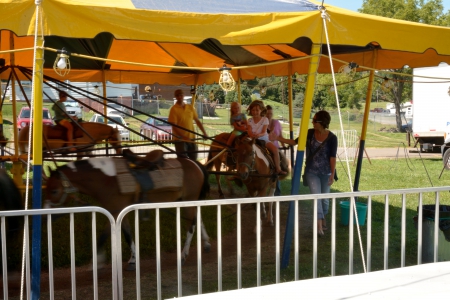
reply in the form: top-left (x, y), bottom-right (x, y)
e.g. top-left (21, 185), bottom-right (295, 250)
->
top-left (338, 62), bottom-right (359, 77)
top-left (53, 48), bottom-right (71, 76)
top-left (218, 64), bottom-right (235, 92)
top-left (381, 77), bottom-right (394, 92)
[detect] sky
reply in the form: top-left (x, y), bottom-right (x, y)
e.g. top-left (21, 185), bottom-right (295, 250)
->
top-left (322, 0), bottom-right (450, 12)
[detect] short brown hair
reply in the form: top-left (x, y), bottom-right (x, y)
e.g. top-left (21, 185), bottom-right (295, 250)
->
top-left (174, 89), bottom-right (183, 97)
top-left (247, 100), bottom-right (266, 116)
top-left (59, 91), bottom-right (68, 97)
top-left (314, 110), bottom-right (331, 129)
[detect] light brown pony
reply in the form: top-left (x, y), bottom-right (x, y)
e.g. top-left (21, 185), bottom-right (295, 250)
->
top-left (205, 132), bottom-right (239, 198)
top-left (44, 156), bottom-right (211, 269)
top-left (18, 122), bottom-right (122, 159)
top-left (234, 136), bottom-right (289, 228)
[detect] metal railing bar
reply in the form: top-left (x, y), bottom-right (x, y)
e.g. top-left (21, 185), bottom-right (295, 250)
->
top-left (276, 201), bottom-right (280, 284)
top-left (384, 195), bottom-right (389, 270)
top-left (401, 194), bottom-right (406, 267)
top-left (367, 196), bottom-right (372, 272)
top-left (134, 210), bottom-right (141, 300)
top-left (70, 213), bottom-right (76, 300)
top-left (47, 215), bottom-right (54, 300)
top-left (313, 198), bottom-right (317, 279)
top-left (176, 207), bottom-right (182, 297)
top-left (197, 206), bottom-right (202, 295)
top-left (434, 193), bottom-right (440, 263)
top-left (257, 202), bottom-right (261, 287)
top-left (294, 200), bottom-right (299, 281)
top-left (156, 208), bottom-right (161, 300)
top-left (92, 212), bottom-right (98, 300)
top-left (237, 203), bottom-right (242, 289)
top-left (331, 197), bottom-right (336, 276)
top-left (1, 216), bottom-right (8, 299)
top-left (217, 205), bottom-right (222, 292)
top-left (418, 193), bottom-right (423, 265)
top-left (349, 196), bottom-right (354, 275)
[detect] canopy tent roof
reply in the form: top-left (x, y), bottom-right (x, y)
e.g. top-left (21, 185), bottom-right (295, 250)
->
top-left (1, 0), bottom-right (450, 85)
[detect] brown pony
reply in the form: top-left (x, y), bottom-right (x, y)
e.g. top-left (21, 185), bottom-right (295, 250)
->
top-left (234, 136), bottom-right (289, 228)
top-left (44, 155), bottom-right (211, 269)
top-left (205, 132), bottom-right (238, 198)
top-left (18, 122), bottom-right (122, 159)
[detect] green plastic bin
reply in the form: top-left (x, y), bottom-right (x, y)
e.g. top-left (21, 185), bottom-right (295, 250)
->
top-left (340, 201), bottom-right (367, 226)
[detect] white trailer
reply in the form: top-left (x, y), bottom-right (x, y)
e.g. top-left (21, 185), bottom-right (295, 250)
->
top-left (412, 65), bottom-right (450, 154)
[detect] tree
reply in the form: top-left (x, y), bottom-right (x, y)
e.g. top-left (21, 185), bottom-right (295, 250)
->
top-left (360, 0), bottom-right (450, 130)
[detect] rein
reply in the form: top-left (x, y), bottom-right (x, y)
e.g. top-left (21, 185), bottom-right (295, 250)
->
top-left (49, 170), bottom-right (79, 207)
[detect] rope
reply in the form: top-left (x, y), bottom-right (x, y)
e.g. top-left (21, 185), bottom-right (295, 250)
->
top-left (321, 8), bottom-right (367, 273)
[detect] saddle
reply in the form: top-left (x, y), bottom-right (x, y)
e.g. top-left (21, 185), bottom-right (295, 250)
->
top-left (46, 123), bottom-right (84, 140)
top-left (122, 149), bottom-right (164, 170)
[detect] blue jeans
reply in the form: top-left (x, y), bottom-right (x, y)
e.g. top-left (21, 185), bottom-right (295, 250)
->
top-left (305, 172), bottom-right (330, 219)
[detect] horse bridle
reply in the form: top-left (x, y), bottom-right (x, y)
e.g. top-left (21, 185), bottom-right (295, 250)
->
top-left (49, 171), bottom-right (79, 207)
top-left (237, 150), bottom-right (257, 174)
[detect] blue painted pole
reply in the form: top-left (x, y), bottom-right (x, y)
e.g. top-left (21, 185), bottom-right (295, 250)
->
top-left (353, 52), bottom-right (377, 192)
top-left (281, 44), bottom-right (321, 269)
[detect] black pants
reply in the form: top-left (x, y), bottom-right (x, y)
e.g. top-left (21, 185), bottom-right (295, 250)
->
top-left (174, 141), bottom-right (198, 161)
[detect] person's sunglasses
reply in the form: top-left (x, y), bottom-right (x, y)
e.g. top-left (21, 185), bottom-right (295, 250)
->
top-left (312, 119), bottom-right (322, 123)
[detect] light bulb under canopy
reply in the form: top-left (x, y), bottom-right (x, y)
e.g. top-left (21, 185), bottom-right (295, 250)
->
top-left (218, 64), bottom-right (235, 92)
top-left (53, 47), bottom-right (71, 77)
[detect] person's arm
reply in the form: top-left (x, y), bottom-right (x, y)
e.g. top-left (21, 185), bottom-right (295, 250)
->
top-left (194, 116), bottom-right (208, 138)
top-left (275, 134), bottom-right (296, 146)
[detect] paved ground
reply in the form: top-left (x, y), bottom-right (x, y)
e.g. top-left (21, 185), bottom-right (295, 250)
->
top-left (363, 147), bottom-right (442, 160)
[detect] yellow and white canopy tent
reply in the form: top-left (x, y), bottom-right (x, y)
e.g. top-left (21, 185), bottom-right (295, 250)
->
top-left (2, 0), bottom-right (450, 297)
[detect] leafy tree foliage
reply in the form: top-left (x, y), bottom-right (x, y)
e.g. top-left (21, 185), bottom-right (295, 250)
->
top-left (360, 0), bottom-right (450, 129)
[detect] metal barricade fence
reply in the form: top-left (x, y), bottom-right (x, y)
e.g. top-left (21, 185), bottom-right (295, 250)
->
top-left (114, 186), bottom-right (450, 300)
top-left (0, 207), bottom-right (117, 300)
top-left (335, 129), bottom-right (358, 162)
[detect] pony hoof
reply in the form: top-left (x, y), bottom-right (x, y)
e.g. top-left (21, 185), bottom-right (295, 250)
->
top-left (126, 263), bottom-right (136, 271)
top-left (203, 243), bottom-right (211, 253)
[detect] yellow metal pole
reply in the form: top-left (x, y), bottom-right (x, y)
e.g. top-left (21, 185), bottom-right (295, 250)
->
top-left (237, 70), bottom-right (242, 105)
top-left (354, 49), bottom-right (378, 191)
top-left (102, 70), bottom-right (107, 124)
top-left (287, 63), bottom-right (294, 169)
top-left (282, 45), bottom-right (321, 269)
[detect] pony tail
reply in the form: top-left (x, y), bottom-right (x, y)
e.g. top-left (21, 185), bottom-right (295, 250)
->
top-left (194, 161), bottom-right (210, 199)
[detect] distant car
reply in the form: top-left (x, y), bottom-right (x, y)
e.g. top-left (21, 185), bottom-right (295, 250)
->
top-left (63, 99), bottom-right (82, 119)
top-left (140, 116), bottom-right (172, 141)
top-left (89, 114), bottom-right (130, 141)
top-left (105, 103), bottom-right (127, 117)
top-left (17, 107), bottom-right (53, 131)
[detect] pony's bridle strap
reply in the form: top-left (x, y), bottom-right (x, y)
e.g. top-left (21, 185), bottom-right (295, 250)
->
top-left (238, 150), bottom-right (256, 172)
top-left (52, 171), bottom-right (79, 206)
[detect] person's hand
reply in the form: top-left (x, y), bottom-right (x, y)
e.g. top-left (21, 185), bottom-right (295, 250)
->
top-left (268, 131), bottom-right (277, 141)
top-left (328, 174), bottom-right (334, 186)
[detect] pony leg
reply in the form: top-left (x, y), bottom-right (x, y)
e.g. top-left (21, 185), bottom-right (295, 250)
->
top-left (181, 223), bottom-right (195, 265)
top-left (216, 172), bottom-right (224, 198)
top-left (201, 221), bottom-right (211, 253)
top-left (122, 218), bottom-right (136, 271)
top-left (266, 184), bottom-right (276, 227)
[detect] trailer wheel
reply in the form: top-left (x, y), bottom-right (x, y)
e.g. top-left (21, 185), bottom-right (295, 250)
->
top-left (443, 148), bottom-right (450, 170)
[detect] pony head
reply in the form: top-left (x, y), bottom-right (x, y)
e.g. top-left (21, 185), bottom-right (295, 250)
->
top-left (234, 136), bottom-right (256, 180)
top-left (44, 166), bottom-right (76, 208)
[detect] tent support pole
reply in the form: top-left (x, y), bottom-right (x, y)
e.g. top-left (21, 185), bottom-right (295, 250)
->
top-left (354, 50), bottom-right (378, 192)
top-left (31, 32), bottom-right (45, 300)
top-left (281, 45), bottom-right (321, 270)
top-left (237, 70), bottom-right (242, 105)
top-left (288, 63), bottom-right (294, 169)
